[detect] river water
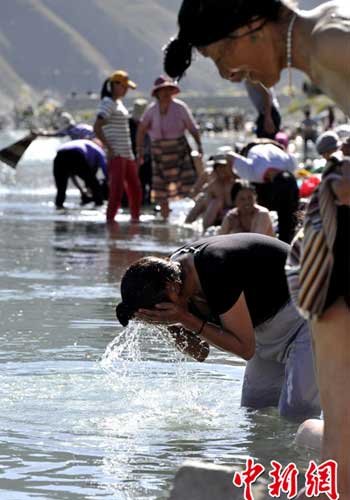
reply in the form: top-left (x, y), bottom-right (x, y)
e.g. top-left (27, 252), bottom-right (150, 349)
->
top-left (0, 132), bottom-right (314, 500)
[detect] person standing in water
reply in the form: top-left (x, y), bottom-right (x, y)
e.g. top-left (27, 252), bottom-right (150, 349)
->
top-left (94, 70), bottom-right (142, 223)
top-left (136, 76), bottom-right (202, 220)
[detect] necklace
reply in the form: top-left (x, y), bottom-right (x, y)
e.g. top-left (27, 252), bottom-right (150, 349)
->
top-left (286, 13), bottom-right (297, 97)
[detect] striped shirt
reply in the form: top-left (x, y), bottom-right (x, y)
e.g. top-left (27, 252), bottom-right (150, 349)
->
top-left (97, 97), bottom-right (133, 159)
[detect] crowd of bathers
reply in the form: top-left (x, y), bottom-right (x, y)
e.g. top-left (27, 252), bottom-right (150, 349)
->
top-left (34, 73), bottom-right (349, 251)
top-left (14, 0), bottom-right (350, 496)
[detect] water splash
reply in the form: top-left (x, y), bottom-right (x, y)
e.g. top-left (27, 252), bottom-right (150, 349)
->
top-left (100, 323), bottom-right (207, 417)
top-left (101, 323), bottom-right (144, 375)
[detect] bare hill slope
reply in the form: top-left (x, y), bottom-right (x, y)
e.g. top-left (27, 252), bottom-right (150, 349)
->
top-left (0, 0), bottom-right (327, 106)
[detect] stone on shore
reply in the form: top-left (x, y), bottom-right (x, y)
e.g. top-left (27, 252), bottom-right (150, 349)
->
top-left (168, 460), bottom-right (289, 500)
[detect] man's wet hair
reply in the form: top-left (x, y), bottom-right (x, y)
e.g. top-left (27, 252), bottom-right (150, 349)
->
top-left (116, 257), bottom-right (182, 327)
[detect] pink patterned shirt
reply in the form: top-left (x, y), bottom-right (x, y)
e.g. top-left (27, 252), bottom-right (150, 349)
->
top-left (140, 98), bottom-right (199, 141)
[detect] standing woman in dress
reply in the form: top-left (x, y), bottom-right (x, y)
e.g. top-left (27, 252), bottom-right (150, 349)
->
top-left (136, 75), bottom-right (203, 220)
top-left (94, 70), bottom-right (142, 223)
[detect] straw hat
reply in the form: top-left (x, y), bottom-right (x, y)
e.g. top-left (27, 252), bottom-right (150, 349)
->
top-left (151, 75), bottom-right (180, 97)
top-left (109, 70), bottom-right (137, 89)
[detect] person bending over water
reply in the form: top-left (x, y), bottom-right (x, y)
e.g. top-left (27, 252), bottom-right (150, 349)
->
top-left (116, 234), bottom-right (321, 421)
top-left (164, 0), bottom-right (350, 116)
top-left (53, 139), bottom-right (107, 209)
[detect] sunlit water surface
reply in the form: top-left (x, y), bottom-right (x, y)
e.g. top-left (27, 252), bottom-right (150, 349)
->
top-left (0, 132), bottom-right (314, 500)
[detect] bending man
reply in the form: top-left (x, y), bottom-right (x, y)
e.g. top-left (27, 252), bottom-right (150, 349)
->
top-left (116, 233), bottom-right (320, 421)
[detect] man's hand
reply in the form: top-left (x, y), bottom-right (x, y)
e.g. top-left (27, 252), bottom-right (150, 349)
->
top-left (136, 302), bottom-right (189, 326)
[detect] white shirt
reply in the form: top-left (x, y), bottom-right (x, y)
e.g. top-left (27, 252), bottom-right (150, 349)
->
top-left (233, 144), bottom-right (296, 183)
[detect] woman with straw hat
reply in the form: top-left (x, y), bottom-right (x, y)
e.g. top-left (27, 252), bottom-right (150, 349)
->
top-left (136, 75), bottom-right (203, 220)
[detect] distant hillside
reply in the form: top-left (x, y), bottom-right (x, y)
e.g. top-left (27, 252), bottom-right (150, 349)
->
top-left (0, 0), bottom-right (328, 108)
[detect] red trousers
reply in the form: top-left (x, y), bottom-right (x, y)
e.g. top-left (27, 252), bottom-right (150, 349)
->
top-left (106, 156), bottom-right (142, 222)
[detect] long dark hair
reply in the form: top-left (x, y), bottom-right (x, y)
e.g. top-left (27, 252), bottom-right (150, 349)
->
top-left (116, 257), bottom-right (183, 327)
top-left (164, 0), bottom-right (283, 80)
top-left (100, 78), bottom-right (112, 99)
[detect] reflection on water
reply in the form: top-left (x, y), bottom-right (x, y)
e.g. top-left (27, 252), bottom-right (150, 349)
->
top-left (0, 135), bottom-right (313, 500)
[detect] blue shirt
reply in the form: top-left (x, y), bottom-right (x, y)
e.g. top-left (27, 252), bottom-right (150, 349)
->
top-left (58, 140), bottom-right (107, 177)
